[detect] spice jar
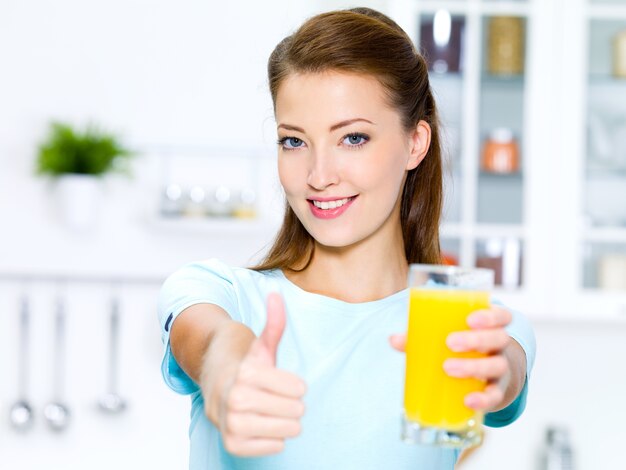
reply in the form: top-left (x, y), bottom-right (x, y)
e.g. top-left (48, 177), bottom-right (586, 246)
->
top-left (487, 16), bottom-right (525, 76)
top-left (613, 30), bottom-right (626, 79)
top-left (481, 128), bottom-right (520, 174)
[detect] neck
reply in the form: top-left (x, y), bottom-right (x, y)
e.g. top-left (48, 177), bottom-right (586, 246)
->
top-left (284, 213), bottom-right (409, 303)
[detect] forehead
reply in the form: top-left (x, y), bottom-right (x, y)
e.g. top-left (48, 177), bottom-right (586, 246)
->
top-left (275, 71), bottom-right (397, 125)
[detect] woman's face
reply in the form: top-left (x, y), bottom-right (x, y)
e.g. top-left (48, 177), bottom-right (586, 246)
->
top-left (275, 71), bottom-right (429, 249)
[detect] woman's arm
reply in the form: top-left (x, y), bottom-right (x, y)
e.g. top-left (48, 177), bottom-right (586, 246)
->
top-left (169, 294), bottom-right (306, 456)
top-left (169, 303), bottom-right (256, 424)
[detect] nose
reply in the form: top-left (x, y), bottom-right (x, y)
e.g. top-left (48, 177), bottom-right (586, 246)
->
top-left (306, 150), bottom-right (339, 190)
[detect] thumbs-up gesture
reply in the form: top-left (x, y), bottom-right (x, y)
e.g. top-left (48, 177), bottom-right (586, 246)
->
top-left (218, 293), bottom-right (307, 457)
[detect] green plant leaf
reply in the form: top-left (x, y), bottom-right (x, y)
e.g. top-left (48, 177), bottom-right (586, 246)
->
top-left (36, 121), bottom-right (133, 176)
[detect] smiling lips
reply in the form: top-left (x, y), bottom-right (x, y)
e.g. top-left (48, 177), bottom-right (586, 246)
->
top-left (307, 196), bottom-right (357, 219)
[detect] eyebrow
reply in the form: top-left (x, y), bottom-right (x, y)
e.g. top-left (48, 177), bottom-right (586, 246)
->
top-left (277, 118), bottom-right (375, 133)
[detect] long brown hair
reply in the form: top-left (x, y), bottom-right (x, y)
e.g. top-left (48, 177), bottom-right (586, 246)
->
top-left (252, 7), bottom-right (443, 271)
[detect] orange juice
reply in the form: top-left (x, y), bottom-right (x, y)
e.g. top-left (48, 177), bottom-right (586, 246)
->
top-left (404, 288), bottom-right (489, 431)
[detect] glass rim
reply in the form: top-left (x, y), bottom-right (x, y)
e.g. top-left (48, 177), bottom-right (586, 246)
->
top-left (408, 263), bottom-right (494, 277)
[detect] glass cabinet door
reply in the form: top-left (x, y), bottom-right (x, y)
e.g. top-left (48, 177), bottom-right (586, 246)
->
top-left (408, 1), bottom-right (531, 290)
top-left (582, 9), bottom-right (626, 293)
top-left (475, 12), bottom-right (527, 289)
top-left (416, 7), bottom-right (467, 268)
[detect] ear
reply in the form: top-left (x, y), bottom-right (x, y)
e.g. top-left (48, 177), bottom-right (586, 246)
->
top-left (406, 120), bottom-right (431, 171)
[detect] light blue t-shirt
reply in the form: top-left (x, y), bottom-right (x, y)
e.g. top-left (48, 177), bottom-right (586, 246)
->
top-left (158, 259), bottom-right (536, 470)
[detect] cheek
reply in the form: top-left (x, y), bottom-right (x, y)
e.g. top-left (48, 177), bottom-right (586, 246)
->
top-left (352, 151), bottom-right (407, 194)
top-left (277, 157), bottom-right (299, 195)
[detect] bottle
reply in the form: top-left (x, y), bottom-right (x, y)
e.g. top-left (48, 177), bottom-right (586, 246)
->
top-left (541, 427), bottom-right (574, 470)
top-left (420, 10), bottom-right (465, 74)
top-left (487, 16), bottom-right (525, 76)
top-left (614, 30), bottom-right (626, 79)
top-left (481, 128), bottom-right (520, 174)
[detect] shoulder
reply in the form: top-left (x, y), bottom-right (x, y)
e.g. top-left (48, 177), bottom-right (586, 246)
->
top-left (164, 258), bottom-right (276, 286)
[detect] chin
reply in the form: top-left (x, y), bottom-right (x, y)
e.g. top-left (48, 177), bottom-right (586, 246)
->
top-left (306, 226), bottom-right (366, 249)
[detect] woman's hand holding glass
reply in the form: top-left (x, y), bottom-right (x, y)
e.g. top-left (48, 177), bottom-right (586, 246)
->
top-left (390, 305), bottom-right (513, 412)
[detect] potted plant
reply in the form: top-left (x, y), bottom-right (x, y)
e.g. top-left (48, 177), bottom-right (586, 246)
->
top-left (36, 121), bottom-right (133, 231)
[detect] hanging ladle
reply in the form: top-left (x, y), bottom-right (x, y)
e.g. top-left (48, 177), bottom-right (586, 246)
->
top-left (43, 295), bottom-right (71, 431)
top-left (98, 294), bottom-right (126, 414)
top-left (9, 295), bottom-right (34, 431)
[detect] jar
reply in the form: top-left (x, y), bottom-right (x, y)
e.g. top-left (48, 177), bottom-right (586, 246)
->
top-left (184, 185), bottom-right (208, 217)
top-left (487, 16), bottom-right (524, 76)
top-left (613, 30), bottom-right (626, 79)
top-left (481, 128), bottom-right (520, 174)
top-left (232, 188), bottom-right (257, 219)
top-left (420, 11), bottom-right (465, 74)
top-left (160, 183), bottom-right (183, 217)
top-left (206, 186), bottom-right (233, 217)
top-left (598, 254), bottom-right (626, 291)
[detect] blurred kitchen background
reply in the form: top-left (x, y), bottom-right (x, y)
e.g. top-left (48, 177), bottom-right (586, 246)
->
top-left (1, 0), bottom-right (625, 468)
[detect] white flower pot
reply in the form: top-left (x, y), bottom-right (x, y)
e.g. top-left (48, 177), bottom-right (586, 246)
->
top-left (55, 174), bottom-right (102, 232)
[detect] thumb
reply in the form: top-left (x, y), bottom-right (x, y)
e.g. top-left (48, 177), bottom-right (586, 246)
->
top-left (256, 292), bottom-right (286, 365)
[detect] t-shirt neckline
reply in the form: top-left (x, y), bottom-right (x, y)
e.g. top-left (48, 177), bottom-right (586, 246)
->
top-left (273, 268), bottom-right (409, 312)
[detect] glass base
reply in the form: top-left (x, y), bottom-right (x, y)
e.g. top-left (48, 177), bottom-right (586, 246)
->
top-left (401, 415), bottom-right (483, 449)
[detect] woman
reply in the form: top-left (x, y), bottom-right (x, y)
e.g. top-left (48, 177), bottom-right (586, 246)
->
top-left (158, 7), bottom-right (536, 469)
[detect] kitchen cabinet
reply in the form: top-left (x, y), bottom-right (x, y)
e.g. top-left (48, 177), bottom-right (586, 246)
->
top-left (557, 0), bottom-right (626, 319)
top-left (389, 0), bottom-right (626, 320)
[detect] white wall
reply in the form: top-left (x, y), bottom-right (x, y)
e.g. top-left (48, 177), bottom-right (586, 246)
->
top-left (1, 1), bottom-right (625, 469)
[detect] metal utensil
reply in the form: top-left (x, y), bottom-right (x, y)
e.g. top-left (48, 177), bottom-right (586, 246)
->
top-left (43, 296), bottom-right (71, 431)
top-left (98, 295), bottom-right (126, 414)
top-left (9, 295), bottom-right (34, 431)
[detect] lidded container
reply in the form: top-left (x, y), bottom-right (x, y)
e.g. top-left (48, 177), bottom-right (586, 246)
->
top-left (481, 128), bottom-right (520, 174)
top-left (487, 16), bottom-right (525, 76)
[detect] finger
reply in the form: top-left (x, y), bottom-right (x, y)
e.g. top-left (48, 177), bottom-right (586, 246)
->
top-left (446, 329), bottom-right (510, 353)
top-left (388, 333), bottom-right (407, 352)
top-left (464, 383), bottom-right (505, 411)
top-left (238, 362), bottom-right (307, 398)
top-left (258, 292), bottom-right (287, 365)
top-left (225, 412), bottom-right (302, 439)
top-left (223, 435), bottom-right (285, 457)
top-left (467, 307), bottom-right (512, 329)
top-left (227, 387), bottom-right (306, 419)
top-left (443, 355), bottom-right (509, 380)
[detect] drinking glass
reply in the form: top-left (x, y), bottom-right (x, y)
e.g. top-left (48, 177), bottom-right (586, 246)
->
top-left (402, 264), bottom-right (494, 448)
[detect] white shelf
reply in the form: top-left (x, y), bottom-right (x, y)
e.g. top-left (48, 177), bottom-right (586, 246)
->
top-left (583, 227), bottom-right (626, 242)
top-left (148, 216), bottom-right (278, 236)
top-left (414, 1), bottom-right (531, 17)
top-left (559, 289), bottom-right (626, 321)
top-left (440, 223), bottom-right (525, 239)
top-left (587, 3), bottom-right (626, 19)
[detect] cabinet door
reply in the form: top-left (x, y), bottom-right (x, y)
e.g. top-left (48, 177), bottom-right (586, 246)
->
top-left (583, 3), bottom-right (626, 315)
top-left (558, 0), bottom-right (626, 319)
top-left (391, 1), bottom-right (534, 293)
top-left (390, 0), bottom-right (557, 316)
top-left (474, 12), bottom-right (527, 291)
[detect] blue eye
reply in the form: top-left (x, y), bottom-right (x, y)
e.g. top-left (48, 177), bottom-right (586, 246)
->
top-left (278, 137), bottom-right (305, 150)
top-left (343, 133), bottom-right (369, 147)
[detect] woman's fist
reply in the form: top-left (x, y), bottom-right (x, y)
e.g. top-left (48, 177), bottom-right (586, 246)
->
top-left (218, 293), bottom-right (307, 457)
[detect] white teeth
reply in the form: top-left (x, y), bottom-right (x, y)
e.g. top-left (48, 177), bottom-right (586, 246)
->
top-left (312, 197), bottom-right (351, 210)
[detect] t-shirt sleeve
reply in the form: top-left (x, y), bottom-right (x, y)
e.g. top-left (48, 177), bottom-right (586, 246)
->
top-left (485, 301), bottom-right (536, 428)
top-left (157, 258), bottom-right (241, 395)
